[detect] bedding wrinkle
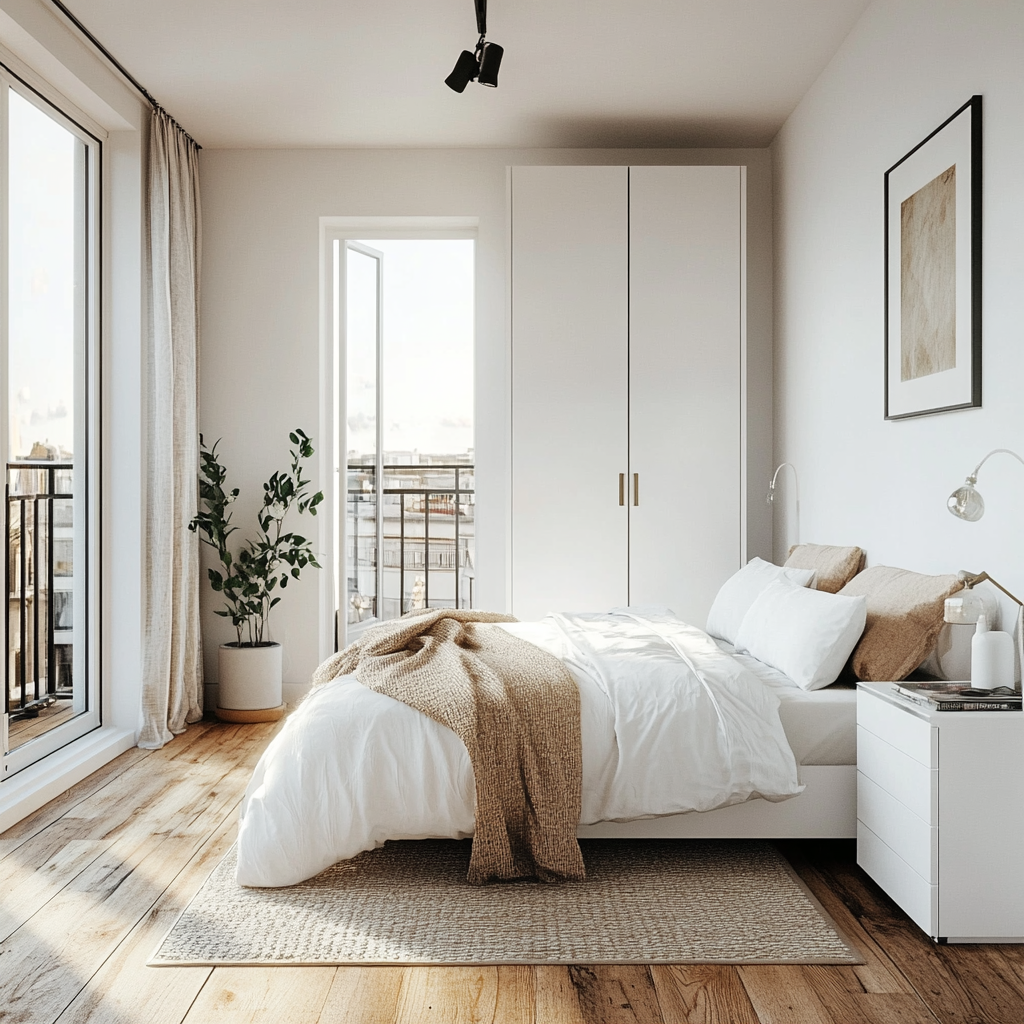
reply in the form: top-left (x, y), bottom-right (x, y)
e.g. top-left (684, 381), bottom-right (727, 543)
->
top-left (311, 609), bottom-right (585, 885)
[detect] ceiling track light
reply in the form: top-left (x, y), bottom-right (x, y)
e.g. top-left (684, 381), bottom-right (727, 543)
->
top-left (445, 0), bottom-right (503, 92)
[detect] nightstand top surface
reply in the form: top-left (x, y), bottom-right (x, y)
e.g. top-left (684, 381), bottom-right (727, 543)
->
top-left (857, 680), bottom-right (1024, 728)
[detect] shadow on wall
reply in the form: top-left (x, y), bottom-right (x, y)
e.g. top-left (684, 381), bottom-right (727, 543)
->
top-left (528, 114), bottom-right (778, 150)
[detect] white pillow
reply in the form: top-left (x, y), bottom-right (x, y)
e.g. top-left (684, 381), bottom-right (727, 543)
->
top-left (706, 557), bottom-right (815, 645)
top-left (734, 579), bottom-right (867, 691)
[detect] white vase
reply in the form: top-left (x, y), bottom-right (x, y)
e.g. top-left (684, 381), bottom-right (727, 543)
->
top-left (217, 642), bottom-right (285, 722)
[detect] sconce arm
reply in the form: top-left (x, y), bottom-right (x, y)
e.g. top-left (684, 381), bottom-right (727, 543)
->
top-left (968, 449), bottom-right (1024, 484)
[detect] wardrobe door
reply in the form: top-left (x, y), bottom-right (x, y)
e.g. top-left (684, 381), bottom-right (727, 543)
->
top-left (628, 165), bottom-right (743, 626)
top-left (511, 166), bottom-right (629, 620)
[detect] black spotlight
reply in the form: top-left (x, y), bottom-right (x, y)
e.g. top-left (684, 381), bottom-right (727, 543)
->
top-left (476, 41), bottom-right (503, 87)
top-left (445, 0), bottom-right (503, 92)
top-left (445, 49), bottom-right (479, 93)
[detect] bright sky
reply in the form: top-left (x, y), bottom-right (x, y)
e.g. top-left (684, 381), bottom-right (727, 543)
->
top-left (7, 89), bottom-right (79, 461)
top-left (346, 238), bottom-right (474, 461)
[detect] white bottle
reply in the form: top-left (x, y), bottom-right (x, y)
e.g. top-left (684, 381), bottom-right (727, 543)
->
top-left (971, 613), bottom-right (1015, 690)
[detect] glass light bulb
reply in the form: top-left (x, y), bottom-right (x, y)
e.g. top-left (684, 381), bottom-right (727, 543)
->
top-left (947, 480), bottom-right (985, 521)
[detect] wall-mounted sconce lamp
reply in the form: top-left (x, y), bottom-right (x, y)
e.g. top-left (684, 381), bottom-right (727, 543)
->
top-left (767, 462), bottom-right (800, 548)
top-left (947, 448), bottom-right (1024, 522)
top-left (946, 449), bottom-right (1024, 685)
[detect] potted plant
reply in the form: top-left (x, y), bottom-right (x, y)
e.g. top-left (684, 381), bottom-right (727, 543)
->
top-left (189, 429), bottom-right (323, 722)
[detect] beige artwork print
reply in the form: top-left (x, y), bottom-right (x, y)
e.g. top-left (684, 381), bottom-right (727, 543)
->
top-left (900, 164), bottom-right (956, 381)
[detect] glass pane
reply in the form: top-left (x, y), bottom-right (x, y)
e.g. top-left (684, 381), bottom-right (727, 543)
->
top-left (346, 464), bottom-right (377, 626)
top-left (364, 239), bottom-right (475, 620)
top-left (345, 248), bottom-right (379, 628)
top-left (375, 240), bottom-right (474, 463)
top-left (346, 249), bottom-right (378, 465)
top-left (6, 90), bottom-right (87, 748)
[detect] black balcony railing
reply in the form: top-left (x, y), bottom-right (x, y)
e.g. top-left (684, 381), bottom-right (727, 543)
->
top-left (347, 463), bottom-right (474, 624)
top-left (5, 461), bottom-right (73, 722)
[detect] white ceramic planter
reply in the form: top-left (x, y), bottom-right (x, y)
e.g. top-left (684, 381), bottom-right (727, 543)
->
top-left (217, 642), bottom-right (285, 722)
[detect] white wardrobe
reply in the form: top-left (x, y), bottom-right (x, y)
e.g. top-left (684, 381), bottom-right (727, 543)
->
top-left (510, 165), bottom-right (745, 625)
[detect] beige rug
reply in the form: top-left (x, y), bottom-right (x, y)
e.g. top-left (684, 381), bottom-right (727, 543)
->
top-left (150, 839), bottom-right (862, 966)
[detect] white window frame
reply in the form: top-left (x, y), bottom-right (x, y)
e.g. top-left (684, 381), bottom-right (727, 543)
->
top-left (318, 217), bottom-right (478, 659)
top-left (0, 64), bottom-right (102, 779)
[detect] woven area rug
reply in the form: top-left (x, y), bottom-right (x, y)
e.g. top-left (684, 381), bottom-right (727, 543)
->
top-left (150, 839), bottom-right (862, 966)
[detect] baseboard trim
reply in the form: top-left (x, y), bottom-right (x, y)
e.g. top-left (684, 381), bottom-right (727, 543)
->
top-left (283, 682), bottom-right (310, 704)
top-left (0, 725), bottom-right (137, 834)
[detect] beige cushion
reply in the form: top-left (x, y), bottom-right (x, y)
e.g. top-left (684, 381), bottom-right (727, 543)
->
top-left (785, 543), bottom-right (865, 594)
top-left (838, 566), bottom-right (963, 681)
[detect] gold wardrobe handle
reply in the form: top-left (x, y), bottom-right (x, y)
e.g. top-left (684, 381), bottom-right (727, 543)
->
top-left (633, 473), bottom-right (639, 506)
top-left (619, 473), bottom-right (625, 506)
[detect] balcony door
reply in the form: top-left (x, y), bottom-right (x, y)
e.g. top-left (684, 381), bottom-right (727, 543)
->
top-left (336, 236), bottom-right (475, 649)
top-left (2, 73), bottom-right (100, 779)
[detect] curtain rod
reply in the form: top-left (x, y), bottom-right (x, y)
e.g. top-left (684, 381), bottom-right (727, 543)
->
top-left (46, 0), bottom-right (202, 150)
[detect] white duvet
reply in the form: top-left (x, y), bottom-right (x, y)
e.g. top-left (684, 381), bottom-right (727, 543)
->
top-left (236, 611), bottom-right (803, 886)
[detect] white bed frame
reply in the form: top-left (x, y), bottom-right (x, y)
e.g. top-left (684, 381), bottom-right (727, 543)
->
top-left (576, 765), bottom-right (856, 839)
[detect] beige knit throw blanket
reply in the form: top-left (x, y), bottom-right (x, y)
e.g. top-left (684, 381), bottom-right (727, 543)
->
top-left (311, 609), bottom-right (585, 885)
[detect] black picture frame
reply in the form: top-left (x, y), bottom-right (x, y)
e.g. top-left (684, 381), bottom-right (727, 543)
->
top-left (884, 95), bottom-right (982, 420)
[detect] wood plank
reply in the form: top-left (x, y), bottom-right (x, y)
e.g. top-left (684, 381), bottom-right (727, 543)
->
top-left (0, 718), bottom-right (223, 859)
top-left (393, 966), bottom-right (501, 1023)
top-left (988, 944), bottom-right (1024, 992)
top-left (0, 721), bottom-right (280, 1024)
top-left (0, 833), bottom-right (200, 1023)
top-left (736, 966), bottom-right (833, 1024)
top-left (182, 967), bottom-right (336, 1023)
top-left (924, 944), bottom-right (1024, 1024)
top-left (806, 855), bottom-right (1023, 1024)
top-left (0, 717), bottom-right (220, 851)
top-left (650, 965), bottom-right (759, 1024)
top-left (780, 843), bottom-right (923, 998)
top-left (66, 722), bottom-right (257, 833)
top-left (0, 838), bottom-right (108, 943)
top-left (53, 810), bottom-right (241, 1023)
top-left (801, 966), bottom-right (938, 1024)
top-left (534, 966), bottom-right (586, 1024)
top-left (318, 967), bottom-right (407, 1024)
top-left (493, 966), bottom-right (536, 1024)
top-left (0, 724), bottom-right (253, 883)
top-left (0, 744), bottom-right (150, 852)
top-left (567, 965), bottom-right (665, 1024)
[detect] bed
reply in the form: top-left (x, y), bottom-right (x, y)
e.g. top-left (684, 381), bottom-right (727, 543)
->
top-left (235, 607), bottom-right (860, 887)
top-left (234, 551), bottom-right (960, 888)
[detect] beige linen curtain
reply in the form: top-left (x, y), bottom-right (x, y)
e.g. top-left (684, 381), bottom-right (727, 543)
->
top-left (139, 109), bottom-right (203, 749)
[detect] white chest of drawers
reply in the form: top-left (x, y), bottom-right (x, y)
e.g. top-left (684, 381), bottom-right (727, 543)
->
top-left (856, 682), bottom-right (1024, 943)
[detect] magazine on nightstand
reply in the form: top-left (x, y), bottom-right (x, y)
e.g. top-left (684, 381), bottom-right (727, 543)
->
top-left (894, 681), bottom-right (1023, 712)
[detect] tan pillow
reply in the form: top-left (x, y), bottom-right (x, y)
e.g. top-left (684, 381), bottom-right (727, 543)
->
top-left (785, 544), bottom-right (865, 594)
top-left (838, 566), bottom-right (963, 681)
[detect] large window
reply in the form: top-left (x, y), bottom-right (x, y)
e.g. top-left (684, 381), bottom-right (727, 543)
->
top-left (336, 237), bottom-right (475, 646)
top-left (2, 71), bottom-right (100, 776)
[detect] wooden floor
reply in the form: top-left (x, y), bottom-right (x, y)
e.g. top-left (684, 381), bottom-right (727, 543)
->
top-left (3, 720), bottom-right (1024, 1024)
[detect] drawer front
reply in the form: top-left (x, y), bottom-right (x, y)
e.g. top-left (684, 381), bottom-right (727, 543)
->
top-left (857, 726), bottom-right (937, 823)
top-left (858, 821), bottom-right (937, 937)
top-left (858, 690), bottom-right (936, 766)
top-left (857, 771), bottom-right (936, 881)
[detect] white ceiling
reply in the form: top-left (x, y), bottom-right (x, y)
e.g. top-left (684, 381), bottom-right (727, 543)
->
top-left (61, 0), bottom-right (872, 150)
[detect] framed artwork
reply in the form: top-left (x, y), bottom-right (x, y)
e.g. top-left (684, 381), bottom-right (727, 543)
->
top-left (884, 95), bottom-right (982, 419)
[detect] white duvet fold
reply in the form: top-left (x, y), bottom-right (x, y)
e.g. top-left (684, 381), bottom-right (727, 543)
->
top-left (235, 611), bottom-right (802, 887)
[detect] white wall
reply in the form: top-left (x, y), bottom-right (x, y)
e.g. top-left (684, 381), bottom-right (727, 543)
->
top-left (200, 146), bottom-right (773, 694)
top-left (773, 0), bottom-right (1024, 622)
